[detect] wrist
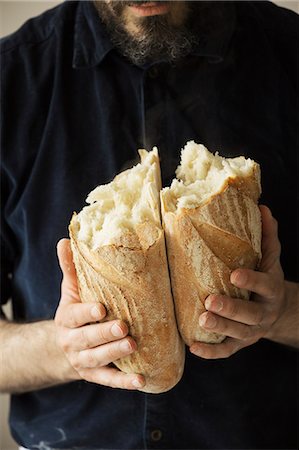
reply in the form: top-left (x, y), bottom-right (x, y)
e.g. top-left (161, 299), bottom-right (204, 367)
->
top-left (0, 319), bottom-right (81, 393)
top-left (51, 321), bottom-right (81, 383)
top-left (266, 281), bottom-right (299, 348)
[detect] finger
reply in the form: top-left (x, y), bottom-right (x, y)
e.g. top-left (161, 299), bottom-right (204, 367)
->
top-left (205, 294), bottom-right (264, 326)
top-left (74, 336), bottom-right (137, 369)
top-left (259, 205), bottom-right (281, 273)
top-left (57, 239), bottom-right (79, 303)
top-left (56, 302), bottom-right (106, 329)
top-left (190, 338), bottom-right (243, 360)
top-left (198, 311), bottom-right (256, 340)
top-left (57, 238), bottom-right (77, 280)
top-left (231, 268), bottom-right (279, 300)
top-left (80, 366), bottom-right (145, 390)
top-left (66, 320), bottom-right (128, 351)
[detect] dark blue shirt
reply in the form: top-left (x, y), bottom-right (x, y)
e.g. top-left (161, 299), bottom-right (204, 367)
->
top-left (1, 1), bottom-right (298, 448)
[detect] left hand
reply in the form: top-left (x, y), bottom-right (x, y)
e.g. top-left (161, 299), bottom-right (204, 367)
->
top-left (190, 205), bottom-right (286, 359)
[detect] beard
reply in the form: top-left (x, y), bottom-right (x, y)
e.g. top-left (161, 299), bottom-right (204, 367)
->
top-left (94, 1), bottom-right (200, 65)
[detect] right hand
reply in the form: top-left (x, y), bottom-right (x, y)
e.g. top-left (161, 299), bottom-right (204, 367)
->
top-left (55, 239), bottom-right (145, 390)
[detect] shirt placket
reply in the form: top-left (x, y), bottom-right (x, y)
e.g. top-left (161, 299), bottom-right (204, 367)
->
top-left (141, 63), bottom-right (177, 184)
top-left (143, 392), bottom-right (175, 449)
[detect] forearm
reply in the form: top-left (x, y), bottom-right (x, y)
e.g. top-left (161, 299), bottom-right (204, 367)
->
top-left (0, 319), bottom-right (79, 394)
top-left (266, 281), bottom-right (299, 348)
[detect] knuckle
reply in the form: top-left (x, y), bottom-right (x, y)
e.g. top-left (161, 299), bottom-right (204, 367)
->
top-left (218, 319), bottom-right (229, 335)
top-left (77, 368), bottom-right (90, 381)
top-left (68, 305), bottom-right (80, 328)
top-left (252, 307), bottom-right (264, 325)
top-left (103, 370), bottom-right (119, 387)
top-left (66, 351), bottom-right (82, 371)
top-left (81, 349), bottom-right (97, 368)
top-left (106, 343), bottom-right (120, 362)
top-left (241, 325), bottom-right (253, 340)
top-left (227, 299), bottom-right (239, 319)
top-left (86, 350), bottom-right (97, 368)
top-left (60, 337), bottom-right (71, 353)
top-left (69, 353), bottom-right (81, 371)
top-left (98, 322), bottom-right (114, 343)
top-left (56, 329), bottom-right (71, 353)
top-left (79, 327), bottom-right (92, 349)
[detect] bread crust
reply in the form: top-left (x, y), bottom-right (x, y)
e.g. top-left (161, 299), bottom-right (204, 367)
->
top-left (161, 179), bottom-right (262, 345)
top-left (69, 219), bottom-right (185, 393)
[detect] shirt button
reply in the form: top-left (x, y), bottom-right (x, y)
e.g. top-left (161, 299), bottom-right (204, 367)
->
top-left (148, 66), bottom-right (159, 78)
top-left (150, 429), bottom-right (163, 441)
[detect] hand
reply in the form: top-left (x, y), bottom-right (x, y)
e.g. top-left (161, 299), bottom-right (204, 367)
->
top-left (55, 239), bottom-right (145, 390)
top-left (190, 205), bottom-right (286, 359)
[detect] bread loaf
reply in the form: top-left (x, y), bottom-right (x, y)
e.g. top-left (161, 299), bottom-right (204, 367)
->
top-left (161, 141), bottom-right (262, 345)
top-left (69, 149), bottom-right (185, 393)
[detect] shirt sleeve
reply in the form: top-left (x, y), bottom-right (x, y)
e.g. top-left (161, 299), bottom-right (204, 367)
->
top-left (0, 167), bottom-right (15, 318)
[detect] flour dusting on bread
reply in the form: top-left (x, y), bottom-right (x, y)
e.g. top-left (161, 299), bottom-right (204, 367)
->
top-left (161, 141), bottom-right (262, 345)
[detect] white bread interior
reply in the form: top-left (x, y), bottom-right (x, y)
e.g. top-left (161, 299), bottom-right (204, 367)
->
top-left (161, 141), bottom-right (262, 345)
top-left (162, 141), bottom-right (261, 212)
top-left (72, 149), bottom-right (161, 249)
top-left (69, 149), bottom-right (185, 393)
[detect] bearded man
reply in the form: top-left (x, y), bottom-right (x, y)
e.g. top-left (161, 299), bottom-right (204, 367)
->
top-left (1, 1), bottom-right (298, 449)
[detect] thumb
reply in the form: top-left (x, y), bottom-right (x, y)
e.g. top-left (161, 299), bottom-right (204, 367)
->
top-left (57, 238), bottom-right (79, 302)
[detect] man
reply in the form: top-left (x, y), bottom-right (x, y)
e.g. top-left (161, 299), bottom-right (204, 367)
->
top-left (1, 1), bottom-right (298, 448)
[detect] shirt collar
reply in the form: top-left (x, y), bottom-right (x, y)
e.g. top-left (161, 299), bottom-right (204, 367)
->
top-left (72, 1), bottom-right (236, 69)
top-left (191, 2), bottom-right (236, 63)
top-left (72, 1), bottom-right (114, 69)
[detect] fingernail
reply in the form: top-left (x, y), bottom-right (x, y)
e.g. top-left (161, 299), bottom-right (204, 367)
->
top-left (120, 340), bottom-right (133, 352)
top-left (111, 323), bottom-right (125, 337)
top-left (91, 305), bottom-right (101, 319)
top-left (132, 378), bottom-right (144, 388)
top-left (214, 300), bottom-right (223, 312)
top-left (205, 296), bottom-right (223, 312)
top-left (199, 313), bottom-right (216, 329)
top-left (190, 344), bottom-right (204, 356)
top-left (205, 296), bottom-right (212, 309)
top-left (190, 345), bottom-right (198, 354)
top-left (231, 270), bottom-right (247, 287)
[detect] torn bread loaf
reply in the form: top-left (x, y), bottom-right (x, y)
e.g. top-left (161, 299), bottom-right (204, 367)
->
top-left (161, 141), bottom-right (262, 345)
top-left (69, 149), bottom-right (185, 393)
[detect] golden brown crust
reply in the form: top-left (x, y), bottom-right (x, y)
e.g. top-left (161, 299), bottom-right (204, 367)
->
top-left (69, 219), bottom-right (185, 393)
top-left (161, 181), bottom-right (262, 345)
